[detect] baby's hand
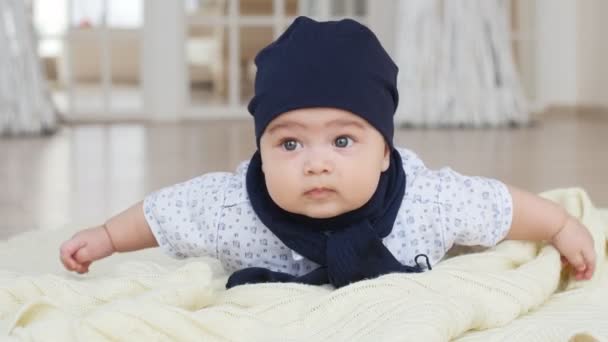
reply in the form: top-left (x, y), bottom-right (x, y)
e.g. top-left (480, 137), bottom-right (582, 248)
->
top-left (60, 226), bottom-right (115, 273)
top-left (551, 216), bottom-right (596, 280)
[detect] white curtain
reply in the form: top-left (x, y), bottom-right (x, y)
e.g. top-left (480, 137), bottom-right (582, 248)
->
top-left (0, 0), bottom-right (57, 135)
top-left (394, 0), bottom-right (528, 127)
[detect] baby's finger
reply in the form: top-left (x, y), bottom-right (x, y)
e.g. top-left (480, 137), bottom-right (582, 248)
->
top-left (60, 251), bottom-right (76, 271)
top-left (60, 240), bottom-right (86, 270)
top-left (60, 239), bottom-right (85, 256)
top-left (582, 248), bottom-right (596, 279)
top-left (567, 253), bottom-right (586, 272)
top-left (73, 260), bottom-right (90, 274)
top-left (74, 246), bottom-right (92, 263)
top-left (60, 256), bottom-right (75, 271)
top-left (80, 261), bottom-right (92, 273)
top-left (75, 264), bottom-right (89, 274)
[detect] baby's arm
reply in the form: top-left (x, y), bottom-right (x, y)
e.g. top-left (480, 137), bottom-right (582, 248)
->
top-left (505, 186), bottom-right (595, 280)
top-left (60, 201), bottom-right (158, 273)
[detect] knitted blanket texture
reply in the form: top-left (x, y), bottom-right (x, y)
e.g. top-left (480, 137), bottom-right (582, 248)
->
top-left (0, 188), bottom-right (606, 341)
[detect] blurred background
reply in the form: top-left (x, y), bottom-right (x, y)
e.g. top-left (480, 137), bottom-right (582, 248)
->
top-left (1, 0), bottom-right (607, 238)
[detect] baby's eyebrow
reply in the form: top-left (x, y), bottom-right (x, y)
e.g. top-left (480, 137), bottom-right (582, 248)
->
top-left (266, 121), bottom-right (307, 134)
top-left (326, 119), bottom-right (366, 130)
top-left (266, 118), bottom-right (366, 134)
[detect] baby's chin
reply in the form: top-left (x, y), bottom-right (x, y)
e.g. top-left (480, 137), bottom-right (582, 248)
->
top-left (290, 203), bottom-right (354, 219)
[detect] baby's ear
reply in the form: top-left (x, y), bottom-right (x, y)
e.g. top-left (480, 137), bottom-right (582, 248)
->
top-left (381, 144), bottom-right (390, 171)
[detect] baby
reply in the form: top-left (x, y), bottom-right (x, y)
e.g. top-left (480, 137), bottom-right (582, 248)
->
top-left (60, 16), bottom-right (595, 288)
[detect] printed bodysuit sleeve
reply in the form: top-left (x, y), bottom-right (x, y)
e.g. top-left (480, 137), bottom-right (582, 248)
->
top-left (435, 167), bottom-right (513, 248)
top-left (142, 172), bottom-right (231, 259)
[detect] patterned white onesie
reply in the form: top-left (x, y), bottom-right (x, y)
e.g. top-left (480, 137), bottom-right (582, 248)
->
top-left (143, 147), bottom-right (513, 275)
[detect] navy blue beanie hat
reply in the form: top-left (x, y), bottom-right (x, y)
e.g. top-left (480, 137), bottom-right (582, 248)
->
top-left (248, 16), bottom-right (399, 147)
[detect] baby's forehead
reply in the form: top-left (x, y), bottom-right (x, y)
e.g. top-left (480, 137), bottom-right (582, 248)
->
top-left (266, 108), bottom-right (371, 133)
top-left (267, 119), bottom-right (367, 132)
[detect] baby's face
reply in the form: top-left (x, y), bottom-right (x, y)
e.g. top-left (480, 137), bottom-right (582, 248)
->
top-left (259, 107), bottom-right (390, 218)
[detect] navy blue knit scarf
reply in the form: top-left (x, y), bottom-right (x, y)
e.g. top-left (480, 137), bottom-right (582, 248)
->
top-left (226, 148), bottom-right (425, 289)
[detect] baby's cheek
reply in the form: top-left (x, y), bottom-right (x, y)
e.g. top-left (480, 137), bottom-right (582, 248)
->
top-left (267, 175), bottom-right (299, 205)
top-left (342, 181), bottom-right (377, 210)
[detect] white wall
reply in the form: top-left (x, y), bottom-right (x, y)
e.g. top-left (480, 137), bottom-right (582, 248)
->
top-left (534, 0), bottom-right (578, 107)
top-left (535, 0), bottom-right (608, 109)
top-left (368, 0), bottom-right (397, 57)
top-left (577, 0), bottom-right (608, 108)
top-left (142, 0), bottom-right (186, 120)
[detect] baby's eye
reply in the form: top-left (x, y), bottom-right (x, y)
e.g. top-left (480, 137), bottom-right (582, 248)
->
top-left (334, 136), bottom-right (353, 148)
top-left (281, 139), bottom-right (301, 151)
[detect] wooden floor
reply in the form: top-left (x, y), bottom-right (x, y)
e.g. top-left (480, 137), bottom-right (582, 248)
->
top-left (1, 109), bottom-right (607, 239)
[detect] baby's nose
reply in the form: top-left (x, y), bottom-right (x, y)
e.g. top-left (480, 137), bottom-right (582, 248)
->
top-left (303, 153), bottom-right (333, 175)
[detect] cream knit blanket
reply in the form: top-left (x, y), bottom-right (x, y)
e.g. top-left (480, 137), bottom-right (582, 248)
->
top-left (1, 188), bottom-right (607, 341)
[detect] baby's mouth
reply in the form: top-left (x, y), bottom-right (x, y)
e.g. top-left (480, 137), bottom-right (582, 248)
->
top-left (303, 187), bottom-right (335, 199)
